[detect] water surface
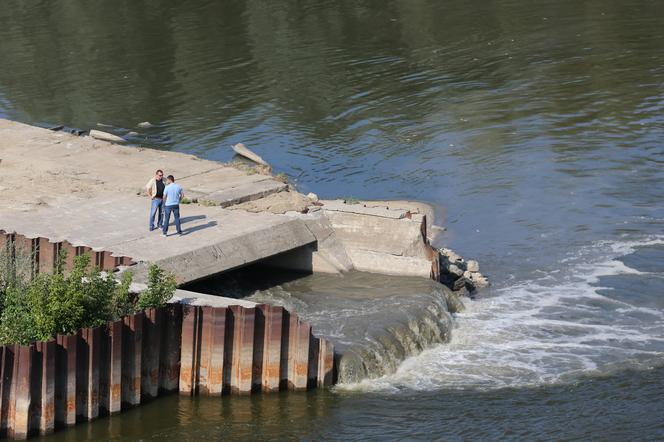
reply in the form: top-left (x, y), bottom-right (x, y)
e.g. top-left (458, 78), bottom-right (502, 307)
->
top-left (2, 0), bottom-right (663, 439)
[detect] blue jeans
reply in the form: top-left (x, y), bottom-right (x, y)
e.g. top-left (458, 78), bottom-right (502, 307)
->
top-left (149, 198), bottom-right (163, 230)
top-left (162, 204), bottom-right (181, 235)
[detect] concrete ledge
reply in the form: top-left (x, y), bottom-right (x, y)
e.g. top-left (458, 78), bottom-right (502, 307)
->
top-left (171, 289), bottom-right (257, 308)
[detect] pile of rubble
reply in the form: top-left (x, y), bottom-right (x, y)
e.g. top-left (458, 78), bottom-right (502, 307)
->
top-left (438, 247), bottom-right (489, 297)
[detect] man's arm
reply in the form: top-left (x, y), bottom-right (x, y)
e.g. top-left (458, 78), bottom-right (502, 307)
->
top-left (146, 179), bottom-right (154, 198)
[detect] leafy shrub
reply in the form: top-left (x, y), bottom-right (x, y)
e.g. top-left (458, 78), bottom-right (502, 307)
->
top-left (0, 247), bottom-right (177, 345)
top-left (137, 264), bottom-right (177, 310)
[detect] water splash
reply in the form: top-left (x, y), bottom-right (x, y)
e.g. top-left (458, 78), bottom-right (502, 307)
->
top-left (340, 236), bottom-right (664, 392)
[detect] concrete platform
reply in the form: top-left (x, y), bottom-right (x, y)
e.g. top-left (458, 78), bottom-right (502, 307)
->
top-left (0, 119), bottom-right (317, 283)
top-left (0, 118), bottom-right (440, 284)
top-left (0, 193), bottom-right (316, 283)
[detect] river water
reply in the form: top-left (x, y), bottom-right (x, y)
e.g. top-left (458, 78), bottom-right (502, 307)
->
top-left (1, 0), bottom-right (663, 440)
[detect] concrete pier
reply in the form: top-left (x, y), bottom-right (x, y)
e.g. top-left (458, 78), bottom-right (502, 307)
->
top-left (0, 118), bottom-right (440, 283)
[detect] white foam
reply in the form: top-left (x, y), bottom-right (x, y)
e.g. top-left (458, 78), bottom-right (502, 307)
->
top-left (339, 235), bottom-right (664, 392)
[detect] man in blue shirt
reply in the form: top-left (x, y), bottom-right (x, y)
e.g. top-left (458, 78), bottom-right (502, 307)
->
top-left (162, 175), bottom-right (184, 236)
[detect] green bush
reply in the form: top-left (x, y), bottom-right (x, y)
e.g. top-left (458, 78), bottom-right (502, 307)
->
top-left (0, 248), bottom-right (177, 345)
top-left (137, 264), bottom-right (177, 310)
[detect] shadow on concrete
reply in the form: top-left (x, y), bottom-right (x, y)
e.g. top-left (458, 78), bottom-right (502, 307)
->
top-left (181, 220), bottom-right (218, 235)
top-left (179, 214), bottom-right (207, 224)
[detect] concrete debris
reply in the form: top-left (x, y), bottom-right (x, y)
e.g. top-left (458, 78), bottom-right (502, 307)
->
top-left (232, 142), bottom-right (269, 166)
top-left (438, 247), bottom-right (488, 295)
top-left (89, 129), bottom-right (125, 143)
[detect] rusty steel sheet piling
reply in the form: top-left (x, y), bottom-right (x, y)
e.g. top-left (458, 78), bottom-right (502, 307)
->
top-left (141, 308), bottom-right (162, 399)
top-left (229, 306), bottom-right (255, 395)
top-left (121, 313), bottom-right (143, 407)
top-left (158, 304), bottom-right (182, 393)
top-left (317, 339), bottom-right (335, 388)
top-left (0, 345), bottom-right (15, 436)
top-left (198, 306), bottom-right (226, 395)
top-left (287, 315), bottom-right (310, 391)
top-left (34, 341), bottom-right (55, 435)
top-left (8, 345), bottom-right (32, 439)
top-left (54, 335), bottom-right (76, 427)
top-left (257, 304), bottom-right (283, 392)
top-left (98, 320), bottom-right (122, 415)
top-left (178, 305), bottom-right (201, 395)
top-left (76, 328), bottom-right (100, 421)
top-left (0, 303), bottom-right (335, 440)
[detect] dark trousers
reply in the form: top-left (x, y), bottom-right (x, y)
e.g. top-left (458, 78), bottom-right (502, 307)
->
top-left (162, 204), bottom-right (181, 235)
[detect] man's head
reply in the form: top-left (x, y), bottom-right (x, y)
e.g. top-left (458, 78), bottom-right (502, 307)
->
top-left (166, 175), bottom-right (175, 184)
top-left (155, 169), bottom-right (164, 181)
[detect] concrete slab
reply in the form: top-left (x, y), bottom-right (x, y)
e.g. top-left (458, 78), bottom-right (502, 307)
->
top-left (0, 194), bottom-right (316, 283)
top-left (171, 289), bottom-right (257, 308)
top-left (320, 200), bottom-right (408, 219)
top-left (0, 119), bottom-right (287, 212)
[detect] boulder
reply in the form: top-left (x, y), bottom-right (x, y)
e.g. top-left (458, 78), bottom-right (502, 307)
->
top-left (453, 276), bottom-right (473, 292)
top-left (447, 264), bottom-right (464, 277)
top-left (472, 274), bottom-right (490, 289)
top-left (463, 270), bottom-right (489, 289)
top-left (466, 260), bottom-right (479, 272)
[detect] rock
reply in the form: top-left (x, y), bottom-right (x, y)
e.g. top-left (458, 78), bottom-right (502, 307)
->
top-left (472, 274), bottom-right (490, 289)
top-left (126, 131), bottom-right (139, 136)
top-left (137, 121), bottom-right (153, 128)
top-left (453, 277), bottom-right (472, 292)
top-left (463, 270), bottom-right (489, 289)
top-left (232, 143), bottom-right (269, 166)
top-left (466, 260), bottom-right (479, 272)
top-left (447, 264), bottom-right (464, 277)
top-left (89, 129), bottom-right (125, 143)
top-left (441, 247), bottom-right (464, 264)
top-left (307, 192), bottom-right (319, 202)
top-left (445, 291), bottom-right (465, 313)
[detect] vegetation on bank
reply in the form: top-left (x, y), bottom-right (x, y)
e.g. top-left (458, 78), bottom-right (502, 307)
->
top-left (0, 249), bottom-right (176, 345)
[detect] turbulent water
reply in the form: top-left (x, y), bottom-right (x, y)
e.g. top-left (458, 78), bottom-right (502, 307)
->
top-left (2, 0), bottom-right (664, 439)
top-left (245, 272), bottom-right (456, 383)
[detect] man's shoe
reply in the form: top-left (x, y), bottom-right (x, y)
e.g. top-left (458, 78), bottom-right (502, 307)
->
top-left (162, 232), bottom-right (167, 237)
